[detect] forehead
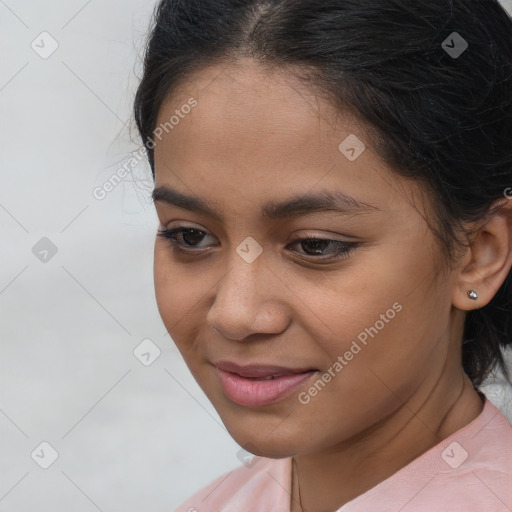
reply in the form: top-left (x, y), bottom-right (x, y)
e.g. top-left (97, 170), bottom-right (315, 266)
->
top-left (152, 59), bottom-right (426, 221)
top-left (155, 57), bottom-right (360, 153)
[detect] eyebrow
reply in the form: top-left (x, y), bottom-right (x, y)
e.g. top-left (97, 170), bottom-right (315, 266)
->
top-left (152, 185), bottom-right (381, 221)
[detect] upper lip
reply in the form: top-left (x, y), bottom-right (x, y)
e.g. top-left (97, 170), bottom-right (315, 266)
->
top-left (214, 361), bottom-right (317, 378)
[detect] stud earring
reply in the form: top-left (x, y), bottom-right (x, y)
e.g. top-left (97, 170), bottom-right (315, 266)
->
top-left (467, 290), bottom-right (478, 300)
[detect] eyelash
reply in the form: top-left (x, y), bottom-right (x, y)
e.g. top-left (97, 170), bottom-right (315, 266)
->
top-left (156, 227), bottom-right (359, 261)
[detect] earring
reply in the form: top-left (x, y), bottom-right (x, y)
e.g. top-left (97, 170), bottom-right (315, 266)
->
top-left (467, 290), bottom-right (478, 300)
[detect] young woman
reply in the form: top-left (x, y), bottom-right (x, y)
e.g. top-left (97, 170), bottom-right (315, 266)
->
top-left (133, 0), bottom-right (512, 510)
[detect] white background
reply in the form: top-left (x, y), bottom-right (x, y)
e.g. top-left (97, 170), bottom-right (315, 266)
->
top-left (1, 1), bottom-right (511, 510)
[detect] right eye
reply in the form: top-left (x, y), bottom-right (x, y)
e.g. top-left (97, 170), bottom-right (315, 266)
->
top-left (157, 227), bottom-right (218, 254)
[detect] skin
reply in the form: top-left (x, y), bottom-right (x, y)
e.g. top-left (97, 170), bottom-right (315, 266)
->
top-left (151, 59), bottom-right (512, 511)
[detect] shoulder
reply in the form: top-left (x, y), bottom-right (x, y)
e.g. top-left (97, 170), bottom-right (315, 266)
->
top-left (448, 395), bottom-right (512, 510)
top-left (463, 395), bottom-right (512, 473)
top-left (339, 395), bottom-right (512, 512)
top-left (415, 396), bottom-right (512, 511)
top-left (173, 456), bottom-right (291, 512)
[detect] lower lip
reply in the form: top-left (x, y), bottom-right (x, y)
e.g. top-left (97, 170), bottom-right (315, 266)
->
top-left (215, 368), bottom-right (318, 407)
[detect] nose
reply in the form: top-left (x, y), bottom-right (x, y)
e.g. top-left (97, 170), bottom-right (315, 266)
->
top-left (206, 251), bottom-right (290, 341)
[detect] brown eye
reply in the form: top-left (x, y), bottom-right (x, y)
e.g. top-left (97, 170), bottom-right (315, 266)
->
top-left (287, 236), bottom-right (359, 261)
top-left (157, 227), bottom-right (215, 252)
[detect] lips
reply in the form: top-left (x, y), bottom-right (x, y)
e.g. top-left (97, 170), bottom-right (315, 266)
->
top-left (214, 360), bottom-right (317, 378)
top-left (214, 360), bottom-right (318, 407)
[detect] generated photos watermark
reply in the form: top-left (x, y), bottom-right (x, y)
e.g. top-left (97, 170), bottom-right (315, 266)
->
top-left (93, 97), bottom-right (198, 200)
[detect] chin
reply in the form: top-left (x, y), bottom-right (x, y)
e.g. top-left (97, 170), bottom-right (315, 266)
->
top-left (221, 416), bottom-right (306, 459)
top-left (237, 437), bottom-right (298, 459)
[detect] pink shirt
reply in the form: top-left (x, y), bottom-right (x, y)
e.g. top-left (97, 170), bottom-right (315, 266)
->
top-left (175, 395), bottom-right (512, 511)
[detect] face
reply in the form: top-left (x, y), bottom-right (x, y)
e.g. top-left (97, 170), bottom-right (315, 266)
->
top-left (152, 59), bottom-right (461, 458)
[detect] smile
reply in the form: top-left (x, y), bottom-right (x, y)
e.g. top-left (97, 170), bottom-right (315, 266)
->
top-left (214, 361), bottom-right (319, 407)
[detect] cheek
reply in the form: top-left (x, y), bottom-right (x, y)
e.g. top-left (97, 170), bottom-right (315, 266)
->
top-left (320, 293), bottom-right (447, 408)
top-left (291, 245), bottom-right (445, 377)
top-left (153, 246), bottom-right (201, 342)
top-left (281, 263), bottom-right (401, 352)
top-left (153, 248), bottom-right (176, 321)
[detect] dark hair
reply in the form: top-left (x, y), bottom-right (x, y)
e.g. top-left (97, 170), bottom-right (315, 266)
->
top-left (134, 0), bottom-right (512, 388)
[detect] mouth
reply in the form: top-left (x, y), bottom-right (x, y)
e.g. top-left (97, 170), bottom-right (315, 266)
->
top-left (213, 361), bottom-right (319, 407)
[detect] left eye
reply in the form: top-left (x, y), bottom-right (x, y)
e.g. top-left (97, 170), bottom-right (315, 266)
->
top-left (157, 227), bottom-right (359, 260)
top-left (287, 236), bottom-right (357, 259)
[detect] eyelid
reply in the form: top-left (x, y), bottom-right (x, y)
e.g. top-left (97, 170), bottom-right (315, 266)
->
top-left (290, 231), bottom-right (358, 242)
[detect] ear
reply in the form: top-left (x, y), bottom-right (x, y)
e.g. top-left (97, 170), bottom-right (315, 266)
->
top-left (452, 198), bottom-right (512, 311)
